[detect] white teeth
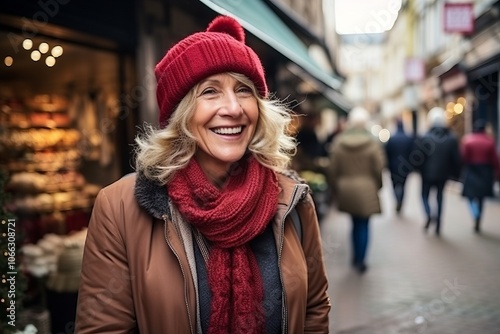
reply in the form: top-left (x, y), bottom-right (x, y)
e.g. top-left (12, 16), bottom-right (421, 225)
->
top-left (213, 126), bottom-right (242, 135)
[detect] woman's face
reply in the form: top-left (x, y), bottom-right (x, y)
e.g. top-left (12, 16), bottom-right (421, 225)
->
top-left (191, 73), bottom-right (259, 178)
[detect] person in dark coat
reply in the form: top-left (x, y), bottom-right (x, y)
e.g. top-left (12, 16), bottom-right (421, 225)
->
top-left (461, 119), bottom-right (500, 232)
top-left (385, 118), bottom-right (415, 213)
top-left (418, 107), bottom-right (461, 235)
top-left (294, 111), bottom-right (323, 172)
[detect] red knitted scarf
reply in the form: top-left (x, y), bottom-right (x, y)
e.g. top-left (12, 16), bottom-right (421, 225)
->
top-left (167, 156), bottom-right (280, 334)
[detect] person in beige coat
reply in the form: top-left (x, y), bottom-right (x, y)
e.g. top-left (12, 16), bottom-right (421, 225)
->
top-left (328, 107), bottom-right (385, 273)
top-left (75, 16), bottom-right (330, 333)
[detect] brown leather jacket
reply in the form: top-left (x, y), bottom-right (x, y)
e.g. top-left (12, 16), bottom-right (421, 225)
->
top-left (75, 171), bottom-right (330, 333)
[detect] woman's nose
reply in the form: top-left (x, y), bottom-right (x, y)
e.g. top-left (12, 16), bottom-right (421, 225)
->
top-left (219, 91), bottom-right (242, 116)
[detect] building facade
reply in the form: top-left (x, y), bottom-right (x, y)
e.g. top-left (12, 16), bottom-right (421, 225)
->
top-left (339, 0), bottom-right (499, 149)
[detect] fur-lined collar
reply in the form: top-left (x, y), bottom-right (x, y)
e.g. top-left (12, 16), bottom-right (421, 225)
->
top-left (134, 171), bottom-right (171, 220)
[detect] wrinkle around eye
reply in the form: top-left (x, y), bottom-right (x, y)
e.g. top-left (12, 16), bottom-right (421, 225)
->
top-left (236, 88), bottom-right (253, 97)
top-left (197, 88), bottom-right (219, 98)
top-left (235, 84), bottom-right (252, 93)
top-left (202, 88), bottom-right (216, 95)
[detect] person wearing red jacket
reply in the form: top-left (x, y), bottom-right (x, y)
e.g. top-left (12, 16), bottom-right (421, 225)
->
top-left (461, 119), bottom-right (500, 233)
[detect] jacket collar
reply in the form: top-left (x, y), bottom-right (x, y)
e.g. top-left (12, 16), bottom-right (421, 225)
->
top-left (134, 169), bottom-right (308, 221)
top-left (135, 171), bottom-right (171, 220)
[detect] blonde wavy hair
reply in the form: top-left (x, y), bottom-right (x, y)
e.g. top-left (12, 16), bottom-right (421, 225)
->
top-left (135, 72), bottom-right (297, 185)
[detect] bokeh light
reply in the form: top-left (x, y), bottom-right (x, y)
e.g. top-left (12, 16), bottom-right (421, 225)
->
top-left (454, 103), bottom-right (464, 114)
top-left (4, 56), bottom-right (13, 67)
top-left (51, 45), bottom-right (63, 57)
top-left (371, 124), bottom-right (382, 137)
top-left (39, 42), bottom-right (49, 54)
top-left (22, 39), bottom-right (33, 50)
top-left (45, 56), bottom-right (56, 67)
top-left (31, 50), bottom-right (41, 61)
top-left (378, 128), bottom-right (391, 142)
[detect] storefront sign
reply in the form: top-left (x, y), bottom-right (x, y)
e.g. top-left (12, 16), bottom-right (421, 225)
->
top-left (444, 2), bottom-right (474, 34)
top-left (405, 57), bottom-right (425, 83)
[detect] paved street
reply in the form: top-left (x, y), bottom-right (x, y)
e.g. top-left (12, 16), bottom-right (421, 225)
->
top-left (320, 172), bottom-right (500, 334)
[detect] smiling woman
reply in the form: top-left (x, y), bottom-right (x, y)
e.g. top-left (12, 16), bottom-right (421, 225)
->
top-left (75, 15), bottom-right (331, 334)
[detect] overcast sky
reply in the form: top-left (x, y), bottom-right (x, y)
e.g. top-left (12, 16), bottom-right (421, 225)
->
top-left (335, 0), bottom-right (403, 34)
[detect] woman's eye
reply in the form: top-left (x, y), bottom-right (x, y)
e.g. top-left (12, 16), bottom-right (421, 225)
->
top-left (237, 86), bottom-right (252, 94)
top-left (200, 88), bottom-right (217, 95)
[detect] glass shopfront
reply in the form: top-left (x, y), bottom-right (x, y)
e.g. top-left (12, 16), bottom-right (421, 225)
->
top-left (0, 24), bottom-right (132, 333)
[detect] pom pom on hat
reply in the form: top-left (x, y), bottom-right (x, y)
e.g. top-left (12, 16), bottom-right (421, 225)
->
top-left (207, 16), bottom-right (245, 42)
top-left (155, 15), bottom-right (267, 127)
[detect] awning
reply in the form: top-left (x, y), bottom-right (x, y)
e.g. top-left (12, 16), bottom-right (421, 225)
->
top-left (286, 63), bottom-right (352, 112)
top-left (199, 0), bottom-right (345, 93)
top-left (431, 56), bottom-right (463, 78)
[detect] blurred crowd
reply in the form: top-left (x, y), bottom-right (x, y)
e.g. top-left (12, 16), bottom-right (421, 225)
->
top-left (293, 105), bottom-right (500, 273)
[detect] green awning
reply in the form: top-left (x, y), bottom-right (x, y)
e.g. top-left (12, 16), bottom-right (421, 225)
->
top-left (286, 63), bottom-right (352, 112)
top-left (199, 0), bottom-right (345, 93)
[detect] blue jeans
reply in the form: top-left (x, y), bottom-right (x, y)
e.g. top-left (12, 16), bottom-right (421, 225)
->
top-left (421, 180), bottom-right (446, 222)
top-left (467, 197), bottom-right (484, 221)
top-left (351, 216), bottom-right (369, 266)
top-left (391, 175), bottom-right (407, 205)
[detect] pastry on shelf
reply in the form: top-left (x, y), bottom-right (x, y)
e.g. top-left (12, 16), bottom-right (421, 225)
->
top-left (12, 193), bottom-right (54, 214)
top-left (8, 112), bottom-right (30, 128)
top-left (2, 128), bottom-right (82, 151)
top-left (7, 172), bottom-right (48, 192)
top-left (52, 192), bottom-right (73, 211)
top-left (26, 94), bottom-right (68, 113)
top-left (30, 112), bottom-right (71, 128)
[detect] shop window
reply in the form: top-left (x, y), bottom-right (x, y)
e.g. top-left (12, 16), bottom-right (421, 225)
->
top-left (1, 29), bottom-right (128, 332)
top-left (0, 31), bottom-right (121, 247)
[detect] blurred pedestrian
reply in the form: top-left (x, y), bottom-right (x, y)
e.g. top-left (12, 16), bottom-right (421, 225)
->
top-left (294, 109), bottom-right (323, 172)
top-left (418, 107), bottom-right (461, 236)
top-left (460, 119), bottom-right (500, 233)
top-left (328, 107), bottom-right (385, 273)
top-left (75, 16), bottom-right (330, 333)
top-left (322, 115), bottom-right (346, 156)
top-left (385, 118), bottom-right (415, 213)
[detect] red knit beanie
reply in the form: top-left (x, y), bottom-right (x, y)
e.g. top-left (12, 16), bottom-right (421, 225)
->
top-left (155, 16), bottom-right (268, 127)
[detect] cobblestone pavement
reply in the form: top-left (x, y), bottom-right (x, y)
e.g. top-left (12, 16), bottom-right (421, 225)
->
top-left (320, 172), bottom-right (500, 334)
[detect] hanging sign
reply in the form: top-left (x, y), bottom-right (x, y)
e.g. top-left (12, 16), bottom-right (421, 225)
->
top-left (444, 2), bottom-right (474, 34)
top-left (405, 57), bottom-right (425, 83)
